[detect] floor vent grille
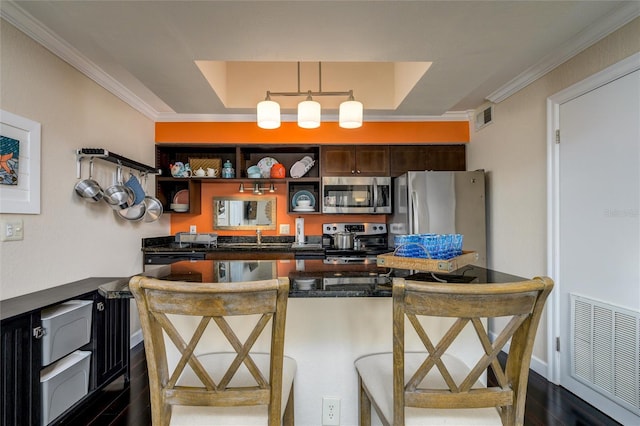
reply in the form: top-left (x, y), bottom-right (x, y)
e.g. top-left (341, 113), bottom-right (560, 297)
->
top-left (571, 294), bottom-right (640, 415)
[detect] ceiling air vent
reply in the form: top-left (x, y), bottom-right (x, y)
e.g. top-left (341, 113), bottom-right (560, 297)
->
top-left (474, 105), bottom-right (494, 131)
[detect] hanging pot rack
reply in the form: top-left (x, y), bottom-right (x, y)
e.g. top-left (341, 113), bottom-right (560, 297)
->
top-left (76, 148), bottom-right (161, 178)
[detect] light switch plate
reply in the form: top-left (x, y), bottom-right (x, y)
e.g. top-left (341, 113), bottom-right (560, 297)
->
top-left (0, 219), bottom-right (24, 241)
top-left (279, 224), bottom-right (290, 235)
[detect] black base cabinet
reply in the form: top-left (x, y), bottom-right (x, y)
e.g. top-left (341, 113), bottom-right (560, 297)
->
top-left (1, 314), bottom-right (41, 426)
top-left (0, 282), bottom-right (130, 426)
top-left (94, 294), bottom-right (130, 388)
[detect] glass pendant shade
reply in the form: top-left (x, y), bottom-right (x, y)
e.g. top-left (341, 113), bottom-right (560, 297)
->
top-left (298, 99), bottom-right (321, 129)
top-left (339, 99), bottom-right (363, 129)
top-left (257, 99), bottom-right (281, 129)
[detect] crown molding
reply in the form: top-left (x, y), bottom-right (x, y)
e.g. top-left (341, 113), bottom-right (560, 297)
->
top-left (1, 1), bottom-right (161, 120)
top-left (155, 111), bottom-right (471, 123)
top-left (487, 2), bottom-right (640, 103)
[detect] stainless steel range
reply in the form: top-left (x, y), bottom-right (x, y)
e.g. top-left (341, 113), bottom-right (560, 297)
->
top-left (322, 222), bottom-right (389, 264)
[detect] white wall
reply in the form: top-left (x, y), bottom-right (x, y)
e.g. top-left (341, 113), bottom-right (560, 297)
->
top-left (467, 17), bottom-right (640, 374)
top-left (0, 20), bottom-right (169, 302)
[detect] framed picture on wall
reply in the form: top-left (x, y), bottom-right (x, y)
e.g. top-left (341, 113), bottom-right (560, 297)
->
top-left (0, 109), bottom-right (41, 214)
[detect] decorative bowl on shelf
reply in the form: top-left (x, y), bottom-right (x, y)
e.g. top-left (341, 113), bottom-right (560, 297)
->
top-left (170, 203), bottom-right (189, 212)
top-left (247, 165), bottom-right (261, 174)
top-left (270, 163), bottom-right (286, 178)
top-left (247, 166), bottom-right (262, 178)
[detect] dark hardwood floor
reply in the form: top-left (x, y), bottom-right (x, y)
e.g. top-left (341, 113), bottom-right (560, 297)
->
top-left (69, 343), bottom-right (621, 425)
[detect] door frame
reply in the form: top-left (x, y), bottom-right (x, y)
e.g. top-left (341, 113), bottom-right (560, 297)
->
top-left (546, 51), bottom-right (640, 384)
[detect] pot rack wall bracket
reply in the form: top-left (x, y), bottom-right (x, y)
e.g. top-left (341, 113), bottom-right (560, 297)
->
top-left (75, 148), bottom-right (161, 178)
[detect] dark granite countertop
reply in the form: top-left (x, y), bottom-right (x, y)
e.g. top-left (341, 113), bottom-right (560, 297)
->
top-left (1, 260), bottom-right (527, 322)
top-left (1, 277), bottom-right (124, 321)
top-left (98, 259), bottom-right (526, 299)
top-left (142, 235), bottom-right (325, 255)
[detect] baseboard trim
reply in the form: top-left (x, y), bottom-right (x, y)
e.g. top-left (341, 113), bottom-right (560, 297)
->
top-left (489, 331), bottom-right (548, 379)
top-left (130, 329), bottom-right (143, 348)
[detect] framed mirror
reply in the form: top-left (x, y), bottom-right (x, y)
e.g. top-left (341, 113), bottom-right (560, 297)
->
top-left (213, 196), bottom-right (276, 230)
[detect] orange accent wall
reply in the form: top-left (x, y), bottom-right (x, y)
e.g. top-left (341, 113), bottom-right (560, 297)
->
top-left (156, 121), bottom-right (469, 144)
top-left (170, 181), bottom-right (385, 236)
top-left (160, 120), bottom-right (469, 235)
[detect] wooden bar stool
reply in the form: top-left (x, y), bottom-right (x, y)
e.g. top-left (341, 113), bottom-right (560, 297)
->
top-left (130, 276), bottom-right (296, 426)
top-left (355, 276), bottom-right (553, 425)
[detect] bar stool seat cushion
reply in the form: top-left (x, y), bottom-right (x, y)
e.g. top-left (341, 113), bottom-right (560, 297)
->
top-left (170, 352), bottom-right (297, 425)
top-left (355, 352), bottom-right (502, 425)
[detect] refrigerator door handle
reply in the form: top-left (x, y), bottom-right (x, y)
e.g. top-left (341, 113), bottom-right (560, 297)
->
top-left (372, 177), bottom-right (379, 212)
top-left (410, 191), bottom-right (419, 233)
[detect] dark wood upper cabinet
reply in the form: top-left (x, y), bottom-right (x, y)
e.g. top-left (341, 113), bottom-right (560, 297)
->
top-left (321, 145), bottom-right (389, 176)
top-left (424, 145), bottom-right (466, 171)
top-left (389, 145), bottom-right (466, 176)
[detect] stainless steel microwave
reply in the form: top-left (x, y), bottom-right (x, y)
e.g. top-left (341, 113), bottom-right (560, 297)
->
top-left (321, 177), bottom-right (392, 214)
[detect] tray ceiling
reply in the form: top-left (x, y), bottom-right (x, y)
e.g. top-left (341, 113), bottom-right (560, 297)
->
top-left (2, 1), bottom-right (638, 121)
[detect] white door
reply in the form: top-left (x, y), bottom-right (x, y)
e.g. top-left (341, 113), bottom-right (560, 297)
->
top-left (553, 66), bottom-right (640, 424)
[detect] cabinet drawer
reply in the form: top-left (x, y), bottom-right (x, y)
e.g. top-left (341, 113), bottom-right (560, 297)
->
top-left (40, 351), bottom-right (91, 426)
top-left (41, 300), bottom-right (93, 366)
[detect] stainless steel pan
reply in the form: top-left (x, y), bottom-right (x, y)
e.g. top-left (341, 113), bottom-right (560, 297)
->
top-left (104, 165), bottom-right (135, 210)
top-left (142, 174), bottom-right (163, 222)
top-left (116, 201), bottom-right (146, 221)
top-left (74, 158), bottom-right (103, 203)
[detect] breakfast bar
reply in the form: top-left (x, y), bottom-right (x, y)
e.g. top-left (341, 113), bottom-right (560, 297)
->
top-left (1, 254), bottom-right (526, 426)
top-left (117, 260), bottom-right (526, 425)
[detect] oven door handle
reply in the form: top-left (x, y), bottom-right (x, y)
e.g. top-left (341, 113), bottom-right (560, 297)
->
top-left (324, 257), bottom-right (376, 264)
top-left (373, 177), bottom-right (378, 212)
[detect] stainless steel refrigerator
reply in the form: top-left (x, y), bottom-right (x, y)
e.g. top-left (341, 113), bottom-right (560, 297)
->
top-left (387, 170), bottom-right (486, 267)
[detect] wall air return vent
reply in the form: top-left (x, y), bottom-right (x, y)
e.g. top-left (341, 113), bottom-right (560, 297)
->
top-left (474, 105), bottom-right (494, 131)
top-left (571, 293), bottom-right (640, 416)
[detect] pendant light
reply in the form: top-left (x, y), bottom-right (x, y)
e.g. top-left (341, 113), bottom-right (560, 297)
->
top-left (298, 91), bottom-right (321, 129)
top-left (257, 62), bottom-right (362, 129)
top-left (339, 91), bottom-right (363, 129)
top-left (257, 92), bottom-right (281, 129)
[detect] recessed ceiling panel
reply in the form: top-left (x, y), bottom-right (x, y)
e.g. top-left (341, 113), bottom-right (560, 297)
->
top-left (196, 61), bottom-right (431, 111)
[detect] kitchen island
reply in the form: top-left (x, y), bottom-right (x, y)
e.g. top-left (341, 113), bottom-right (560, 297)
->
top-left (2, 255), bottom-right (527, 426)
top-left (109, 259), bottom-right (526, 425)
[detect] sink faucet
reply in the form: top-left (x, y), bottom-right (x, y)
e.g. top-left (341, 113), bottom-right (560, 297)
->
top-left (256, 229), bottom-right (262, 245)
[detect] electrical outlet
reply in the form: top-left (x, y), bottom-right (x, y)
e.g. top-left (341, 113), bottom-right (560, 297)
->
top-left (322, 397), bottom-right (340, 425)
top-left (279, 224), bottom-right (290, 235)
top-left (189, 225), bottom-right (197, 234)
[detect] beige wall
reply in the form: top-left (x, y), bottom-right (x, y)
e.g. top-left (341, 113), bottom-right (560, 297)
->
top-left (0, 20), bottom-right (169, 301)
top-left (467, 17), bottom-right (640, 370)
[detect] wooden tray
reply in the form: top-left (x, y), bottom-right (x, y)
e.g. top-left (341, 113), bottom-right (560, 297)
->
top-left (189, 158), bottom-right (221, 176)
top-left (376, 251), bottom-right (478, 273)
